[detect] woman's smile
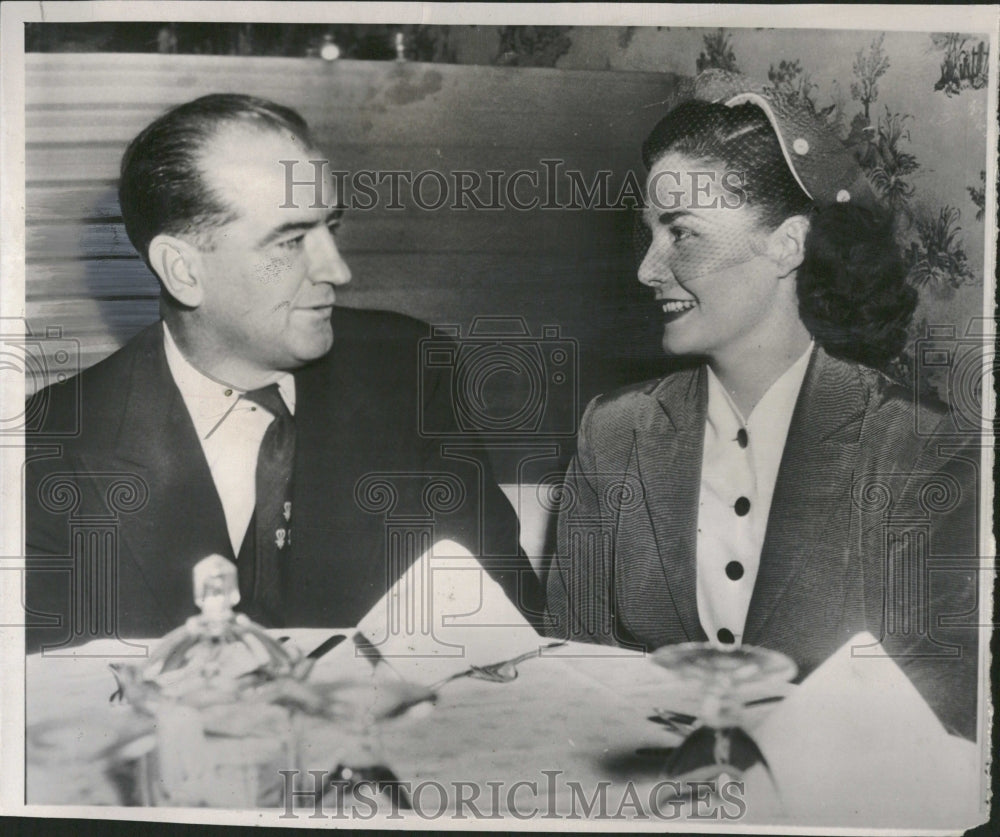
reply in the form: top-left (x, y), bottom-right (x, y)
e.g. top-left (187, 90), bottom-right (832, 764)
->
top-left (660, 299), bottom-right (697, 314)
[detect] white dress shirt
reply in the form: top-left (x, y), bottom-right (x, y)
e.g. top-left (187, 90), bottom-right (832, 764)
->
top-left (162, 323), bottom-right (295, 555)
top-left (695, 344), bottom-right (813, 648)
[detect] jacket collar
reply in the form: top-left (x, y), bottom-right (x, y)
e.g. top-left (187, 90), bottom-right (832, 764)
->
top-left (649, 363), bottom-right (705, 432)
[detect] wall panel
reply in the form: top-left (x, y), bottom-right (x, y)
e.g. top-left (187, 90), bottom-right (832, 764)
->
top-left (25, 53), bottom-right (687, 456)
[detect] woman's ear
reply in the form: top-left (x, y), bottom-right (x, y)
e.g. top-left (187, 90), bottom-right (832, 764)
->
top-left (148, 234), bottom-right (204, 308)
top-left (767, 215), bottom-right (810, 278)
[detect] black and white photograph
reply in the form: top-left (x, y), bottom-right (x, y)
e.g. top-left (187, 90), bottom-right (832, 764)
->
top-left (1, 2), bottom-right (996, 832)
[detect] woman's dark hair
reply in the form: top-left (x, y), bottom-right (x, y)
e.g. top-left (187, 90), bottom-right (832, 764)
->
top-left (119, 93), bottom-right (314, 272)
top-left (642, 99), bottom-right (916, 368)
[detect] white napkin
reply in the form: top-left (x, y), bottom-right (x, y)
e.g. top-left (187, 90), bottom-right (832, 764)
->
top-left (320, 539), bottom-right (543, 686)
top-left (742, 632), bottom-right (982, 828)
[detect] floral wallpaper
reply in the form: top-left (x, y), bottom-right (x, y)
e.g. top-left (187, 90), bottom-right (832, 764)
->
top-left (559, 27), bottom-right (993, 408)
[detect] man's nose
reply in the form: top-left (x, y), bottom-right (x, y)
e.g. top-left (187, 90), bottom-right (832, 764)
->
top-left (306, 227), bottom-right (352, 286)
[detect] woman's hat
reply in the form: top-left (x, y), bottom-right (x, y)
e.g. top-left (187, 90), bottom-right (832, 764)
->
top-left (693, 69), bottom-right (876, 209)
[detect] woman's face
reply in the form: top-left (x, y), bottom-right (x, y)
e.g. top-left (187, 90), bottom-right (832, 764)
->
top-left (638, 151), bottom-right (791, 363)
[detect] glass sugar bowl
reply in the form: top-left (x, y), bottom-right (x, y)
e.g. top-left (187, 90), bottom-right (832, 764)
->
top-left (110, 555), bottom-right (314, 808)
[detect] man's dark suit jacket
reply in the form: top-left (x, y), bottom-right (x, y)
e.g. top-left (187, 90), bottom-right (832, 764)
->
top-left (546, 347), bottom-right (981, 740)
top-left (25, 307), bottom-right (543, 651)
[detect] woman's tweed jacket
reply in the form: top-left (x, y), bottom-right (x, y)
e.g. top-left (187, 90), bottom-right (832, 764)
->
top-left (546, 346), bottom-right (981, 740)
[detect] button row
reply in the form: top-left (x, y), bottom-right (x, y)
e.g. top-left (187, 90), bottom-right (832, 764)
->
top-left (716, 427), bottom-right (749, 651)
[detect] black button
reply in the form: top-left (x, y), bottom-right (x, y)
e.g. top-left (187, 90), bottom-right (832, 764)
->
top-left (734, 496), bottom-right (751, 516)
top-left (736, 428), bottom-right (748, 448)
top-left (717, 628), bottom-right (735, 644)
top-left (725, 561), bottom-right (744, 580)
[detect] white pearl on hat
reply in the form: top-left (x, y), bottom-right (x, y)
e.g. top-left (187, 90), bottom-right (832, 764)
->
top-left (793, 138), bottom-right (809, 155)
top-left (836, 189), bottom-right (851, 203)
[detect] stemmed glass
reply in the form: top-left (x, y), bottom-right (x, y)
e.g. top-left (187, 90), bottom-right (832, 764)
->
top-left (650, 642), bottom-right (797, 784)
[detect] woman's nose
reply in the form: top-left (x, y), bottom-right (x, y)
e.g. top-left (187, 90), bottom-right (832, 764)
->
top-left (637, 240), bottom-right (675, 288)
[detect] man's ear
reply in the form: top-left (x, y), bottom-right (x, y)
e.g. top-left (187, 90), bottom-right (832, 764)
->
top-left (766, 215), bottom-right (810, 278)
top-left (148, 234), bottom-right (205, 308)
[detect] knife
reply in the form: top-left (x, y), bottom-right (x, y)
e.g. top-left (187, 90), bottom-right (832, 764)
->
top-left (307, 633), bottom-right (348, 660)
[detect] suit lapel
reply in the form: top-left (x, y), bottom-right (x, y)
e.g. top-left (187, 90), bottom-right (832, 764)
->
top-left (632, 366), bottom-right (706, 642)
top-left (107, 326), bottom-right (233, 615)
top-left (288, 312), bottom-right (409, 619)
top-left (290, 316), bottom-right (389, 586)
top-left (290, 353), bottom-right (344, 572)
top-left (743, 347), bottom-right (865, 644)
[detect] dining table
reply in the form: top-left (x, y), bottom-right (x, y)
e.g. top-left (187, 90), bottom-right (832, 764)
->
top-left (22, 623), bottom-right (984, 830)
top-left (21, 540), bottom-right (987, 830)
top-left (24, 627), bottom-right (788, 821)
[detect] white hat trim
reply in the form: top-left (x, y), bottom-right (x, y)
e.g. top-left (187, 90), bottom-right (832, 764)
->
top-left (723, 92), bottom-right (815, 201)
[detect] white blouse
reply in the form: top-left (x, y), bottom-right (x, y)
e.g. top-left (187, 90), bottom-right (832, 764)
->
top-left (695, 344), bottom-right (814, 647)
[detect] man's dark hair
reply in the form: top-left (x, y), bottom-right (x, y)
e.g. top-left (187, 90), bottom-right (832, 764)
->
top-left (118, 93), bottom-right (314, 270)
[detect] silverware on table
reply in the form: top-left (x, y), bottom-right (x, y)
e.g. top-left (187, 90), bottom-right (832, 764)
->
top-left (306, 633), bottom-right (348, 661)
top-left (351, 631), bottom-right (406, 679)
top-left (429, 640), bottom-right (568, 690)
top-left (648, 711), bottom-right (698, 735)
top-left (650, 694), bottom-right (787, 734)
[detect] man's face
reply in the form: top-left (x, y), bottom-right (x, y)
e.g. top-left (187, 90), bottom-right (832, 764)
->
top-left (189, 125), bottom-right (351, 377)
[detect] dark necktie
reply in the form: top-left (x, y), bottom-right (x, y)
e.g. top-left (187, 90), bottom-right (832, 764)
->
top-left (237, 383), bottom-right (295, 625)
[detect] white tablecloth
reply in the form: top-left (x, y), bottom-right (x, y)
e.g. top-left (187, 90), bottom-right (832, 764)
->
top-left (24, 629), bottom-right (984, 827)
top-left (24, 631), bottom-right (748, 817)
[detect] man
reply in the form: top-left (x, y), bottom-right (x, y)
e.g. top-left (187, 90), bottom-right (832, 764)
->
top-left (25, 94), bottom-right (542, 651)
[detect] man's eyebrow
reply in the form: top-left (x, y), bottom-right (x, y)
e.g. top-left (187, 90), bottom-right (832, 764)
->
top-left (258, 207), bottom-right (344, 247)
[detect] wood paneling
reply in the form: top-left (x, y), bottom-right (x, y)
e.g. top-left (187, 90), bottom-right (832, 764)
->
top-left (26, 144), bottom-right (645, 183)
top-left (25, 53), bottom-right (686, 449)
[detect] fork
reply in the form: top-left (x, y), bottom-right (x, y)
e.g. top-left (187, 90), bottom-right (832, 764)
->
top-left (429, 640), bottom-right (567, 690)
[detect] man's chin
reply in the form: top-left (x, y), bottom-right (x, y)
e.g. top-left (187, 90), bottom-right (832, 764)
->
top-left (280, 329), bottom-right (334, 369)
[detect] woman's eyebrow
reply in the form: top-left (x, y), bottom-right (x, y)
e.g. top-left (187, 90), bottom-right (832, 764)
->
top-left (655, 210), bottom-right (694, 224)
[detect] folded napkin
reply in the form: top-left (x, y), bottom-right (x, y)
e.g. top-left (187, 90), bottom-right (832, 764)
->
top-left (742, 632), bottom-right (982, 828)
top-left (317, 540), bottom-right (543, 685)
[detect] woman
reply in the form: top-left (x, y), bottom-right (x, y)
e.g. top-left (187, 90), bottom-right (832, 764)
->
top-left (545, 71), bottom-right (979, 740)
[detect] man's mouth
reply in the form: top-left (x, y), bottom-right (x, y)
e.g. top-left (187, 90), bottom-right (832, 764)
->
top-left (296, 300), bottom-right (335, 313)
